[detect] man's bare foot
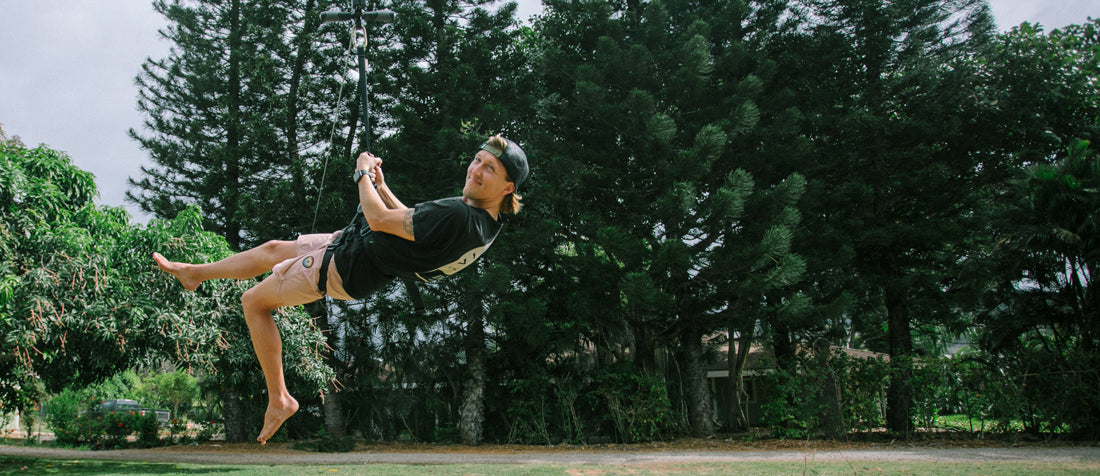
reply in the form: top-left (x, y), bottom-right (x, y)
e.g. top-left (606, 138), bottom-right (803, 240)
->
top-left (256, 397), bottom-right (299, 445)
top-left (152, 252), bottom-right (201, 291)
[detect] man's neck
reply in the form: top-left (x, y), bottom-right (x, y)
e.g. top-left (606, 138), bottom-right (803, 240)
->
top-left (462, 196), bottom-right (501, 221)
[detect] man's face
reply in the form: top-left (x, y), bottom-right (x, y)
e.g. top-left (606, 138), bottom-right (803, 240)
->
top-left (463, 149), bottom-right (515, 203)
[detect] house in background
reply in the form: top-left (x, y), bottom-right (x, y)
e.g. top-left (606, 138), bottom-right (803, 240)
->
top-left (705, 344), bottom-right (774, 428)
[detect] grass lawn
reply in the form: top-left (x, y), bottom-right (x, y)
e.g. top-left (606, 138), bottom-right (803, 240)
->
top-left (3, 455), bottom-right (1099, 475)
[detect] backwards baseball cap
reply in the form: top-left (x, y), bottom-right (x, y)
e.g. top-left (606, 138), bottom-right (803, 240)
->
top-left (480, 137), bottom-right (529, 189)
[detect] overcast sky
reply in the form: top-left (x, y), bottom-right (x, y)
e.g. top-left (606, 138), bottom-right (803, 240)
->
top-left (0, 1), bottom-right (1094, 223)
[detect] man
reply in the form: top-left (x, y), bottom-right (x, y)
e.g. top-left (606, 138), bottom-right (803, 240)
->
top-left (153, 135), bottom-right (528, 444)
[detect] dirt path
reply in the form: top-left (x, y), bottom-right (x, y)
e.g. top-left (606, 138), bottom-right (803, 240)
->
top-left (2, 441), bottom-right (1098, 466)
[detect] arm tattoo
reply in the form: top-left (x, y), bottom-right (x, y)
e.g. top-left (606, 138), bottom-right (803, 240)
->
top-left (402, 208), bottom-right (415, 238)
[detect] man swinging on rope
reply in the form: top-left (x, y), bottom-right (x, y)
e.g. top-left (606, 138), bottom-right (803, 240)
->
top-left (152, 135), bottom-right (528, 444)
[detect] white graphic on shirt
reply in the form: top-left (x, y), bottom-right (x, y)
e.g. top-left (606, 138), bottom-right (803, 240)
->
top-left (416, 241), bottom-right (494, 281)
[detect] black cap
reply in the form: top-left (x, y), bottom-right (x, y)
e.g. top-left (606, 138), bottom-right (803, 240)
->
top-left (480, 138), bottom-right (528, 189)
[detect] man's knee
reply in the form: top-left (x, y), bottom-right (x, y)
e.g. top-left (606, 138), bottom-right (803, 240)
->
top-left (259, 239), bottom-right (296, 259)
top-left (241, 285), bottom-right (276, 314)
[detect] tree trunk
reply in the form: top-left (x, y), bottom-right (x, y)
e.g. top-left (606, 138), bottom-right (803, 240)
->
top-left (459, 274), bottom-right (486, 446)
top-left (222, 389), bottom-right (249, 443)
top-left (680, 326), bottom-right (715, 437)
top-left (726, 322), bottom-right (755, 432)
top-left (308, 301), bottom-right (344, 439)
top-left (285, 0), bottom-right (318, 233)
top-left (885, 283), bottom-right (913, 435)
top-left (323, 381), bottom-right (344, 438)
top-left (223, 0), bottom-right (243, 250)
top-left (814, 340), bottom-right (844, 437)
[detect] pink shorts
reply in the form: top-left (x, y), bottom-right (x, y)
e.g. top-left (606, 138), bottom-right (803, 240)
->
top-left (269, 231), bottom-right (354, 303)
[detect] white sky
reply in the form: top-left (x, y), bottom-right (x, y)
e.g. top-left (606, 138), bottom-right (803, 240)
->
top-left (0, 1), bottom-right (1094, 223)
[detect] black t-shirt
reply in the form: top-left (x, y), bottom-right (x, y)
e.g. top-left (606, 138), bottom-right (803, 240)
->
top-left (332, 197), bottom-right (502, 298)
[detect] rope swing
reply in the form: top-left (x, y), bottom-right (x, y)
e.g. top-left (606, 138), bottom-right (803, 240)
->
top-left (313, 4), bottom-right (428, 314)
top-left (312, 1), bottom-right (396, 232)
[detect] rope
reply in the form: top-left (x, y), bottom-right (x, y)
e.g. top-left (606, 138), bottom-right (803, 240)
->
top-left (312, 24), bottom-right (358, 233)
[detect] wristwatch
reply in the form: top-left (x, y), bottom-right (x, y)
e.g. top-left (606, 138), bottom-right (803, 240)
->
top-left (353, 169), bottom-right (374, 184)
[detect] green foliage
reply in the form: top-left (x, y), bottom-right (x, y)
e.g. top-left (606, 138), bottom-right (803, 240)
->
top-left (977, 141), bottom-right (1100, 438)
top-left (47, 389), bottom-right (160, 450)
top-left (135, 370), bottom-right (199, 419)
top-left (978, 20), bottom-right (1100, 164)
top-left (762, 349), bottom-right (893, 438)
top-left (760, 362), bottom-right (817, 440)
top-left (505, 373), bottom-right (557, 445)
top-left (505, 371), bottom-right (585, 445)
top-left (583, 363), bottom-right (672, 443)
top-left (45, 369), bottom-right (224, 448)
top-left (1, 129), bottom-right (330, 443)
top-left (44, 387), bottom-right (100, 446)
top-left (945, 346), bottom-right (1100, 438)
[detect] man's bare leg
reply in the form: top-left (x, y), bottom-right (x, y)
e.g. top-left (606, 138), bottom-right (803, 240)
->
top-left (240, 275), bottom-right (303, 444)
top-left (152, 240), bottom-right (298, 291)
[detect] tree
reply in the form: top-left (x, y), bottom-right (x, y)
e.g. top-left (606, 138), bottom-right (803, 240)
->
top-left (370, 0), bottom-right (531, 446)
top-left (976, 19), bottom-right (1100, 167)
top-left (789, 0), bottom-right (996, 434)
top-left (130, 0), bottom-right (371, 440)
top-left (526, 0), bottom-right (808, 438)
top-left (0, 127), bottom-right (331, 443)
top-left (309, 0), bottom-right (531, 445)
top-left (129, 0), bottom-right (348, 248)
top-left (978, 140), bottom-right (1099, 436)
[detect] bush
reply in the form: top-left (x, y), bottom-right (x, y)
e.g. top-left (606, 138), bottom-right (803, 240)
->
top-left (948, 346), bottom-right (1100, 438)
top-left (583, 363), bottom-right (672, 443)
top-left (760, 359), bottom-right (819, 439)
top-left (45, 387), bottom-right (100, 446)
top-left (45, 369), bottom-right (203, 449)
top-left (506, 372), bottom-right (582, 445)
top-left (761, 350), bottom-right (891, 439)
top-left (135, 412), bottom-right (161, 448)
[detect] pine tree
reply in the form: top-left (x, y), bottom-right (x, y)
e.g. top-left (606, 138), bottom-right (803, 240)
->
top-left (129, 0), bottom-right (349, 249)
top-left (527, 0), bottom-right (808, 438)
top-left (129, 0), bottom-right (357, 441)
top-left (791, 0), bottom-right (996, 434)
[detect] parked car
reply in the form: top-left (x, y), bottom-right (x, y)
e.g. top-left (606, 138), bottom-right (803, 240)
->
top-left (91, 399), bottom-right (171, 427)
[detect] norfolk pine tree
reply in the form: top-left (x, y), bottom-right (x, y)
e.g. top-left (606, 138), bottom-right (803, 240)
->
top-left (791, 0), bottom-right (996, 434)
top-left (529, 0), bottom-right (807, 437)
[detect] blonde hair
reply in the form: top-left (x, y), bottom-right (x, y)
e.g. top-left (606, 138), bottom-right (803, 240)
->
top-left (501, 191), bottom-right (523, 215)
top-left (486, 135), bottom-right (524, 215)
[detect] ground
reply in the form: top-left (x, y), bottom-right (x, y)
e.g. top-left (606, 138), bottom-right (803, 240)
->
top-left (1, 437), bottom-right (1098, 466)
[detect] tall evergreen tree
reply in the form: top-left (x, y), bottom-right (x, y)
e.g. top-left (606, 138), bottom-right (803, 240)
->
top-left (790, 0), bottom-right (996, 434)
top-left (129, 0), bottom-right (349, 248)
top-left (528, 0), bottom-right (807, 437)
top-left (129, 0), bottom-right (362, 441)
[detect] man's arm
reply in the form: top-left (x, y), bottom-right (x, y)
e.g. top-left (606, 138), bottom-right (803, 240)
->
top-left (356, 153), bottom-right (415, 241)
top-left (375, 180), bottom-right (407, 210)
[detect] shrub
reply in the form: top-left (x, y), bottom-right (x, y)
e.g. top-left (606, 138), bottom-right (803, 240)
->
top-left (506, 373), bottom-right (558, 445)
top-left (760, 359), bottom-right (819, 439)
top-left (135, 412), bottom-right (161, 448)
top-left (45, 387), bottom-right (100, 446)
top-left (761, 350), bottom-right (891, 439)
top-left (583, 363), bottom-right (672, 443)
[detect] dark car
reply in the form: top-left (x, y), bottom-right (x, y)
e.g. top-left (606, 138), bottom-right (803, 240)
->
top-left (92, 399), bottom-right (171, 427)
